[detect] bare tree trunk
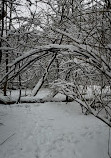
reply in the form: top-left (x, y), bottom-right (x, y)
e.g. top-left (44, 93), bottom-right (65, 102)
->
top-left (16, 69), bottom-right (22, 103)
top-left (0, 42), bottom-right (2, 64)
top-left (0, 0), bottom-right (5, 64)
top-left (31, 52), bottom-right (57, 96)
top-left (3, 54), bottom-right (8, 96)
top-left (3, 1), bottom-right (12, 96)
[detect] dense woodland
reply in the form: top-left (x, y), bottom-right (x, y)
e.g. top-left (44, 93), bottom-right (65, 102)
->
top-left (0, 0), bottom-right (111, 127)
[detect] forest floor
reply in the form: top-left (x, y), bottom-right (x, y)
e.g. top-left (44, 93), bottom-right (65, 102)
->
top-left (0, 89), bottom-right (110, 158)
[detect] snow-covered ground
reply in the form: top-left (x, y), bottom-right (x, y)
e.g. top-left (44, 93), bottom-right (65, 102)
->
top-left (0, 90), bottom-right (110, 158)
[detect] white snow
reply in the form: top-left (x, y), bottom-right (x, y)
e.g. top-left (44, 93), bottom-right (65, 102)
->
top-left (7, 43), bottom-right (98, 68)
top-left (0, 89), bottom-right (110, 158)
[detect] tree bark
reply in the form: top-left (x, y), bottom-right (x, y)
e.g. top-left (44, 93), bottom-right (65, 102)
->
top-left (31, 52), bottom-right (58, 96)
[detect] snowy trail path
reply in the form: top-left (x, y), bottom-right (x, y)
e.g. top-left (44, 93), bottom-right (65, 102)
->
top-left (0, 102), bottom-right (109, 158)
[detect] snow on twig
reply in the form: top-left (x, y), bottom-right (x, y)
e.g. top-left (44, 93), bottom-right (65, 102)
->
top-left (0, 133), bottom-right (15, 146)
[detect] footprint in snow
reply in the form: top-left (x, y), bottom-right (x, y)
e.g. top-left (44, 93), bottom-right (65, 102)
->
top-left (0, 122), bottom-right (4, 126)
top-left (73, 149), bottom-right (82, 158)
top-left (84, 126), bottom-right (89, 130)
top-left (74, 140), bottom-right (80, 144)
top-left (81, 132), bottom-right (87, 137)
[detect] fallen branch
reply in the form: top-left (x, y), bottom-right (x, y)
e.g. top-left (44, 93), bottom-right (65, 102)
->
top-left (0, 95), bottom-right (66, 104)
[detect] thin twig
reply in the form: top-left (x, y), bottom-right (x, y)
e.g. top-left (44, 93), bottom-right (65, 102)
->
top-left (0, 133), bottom-right (15, 146)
